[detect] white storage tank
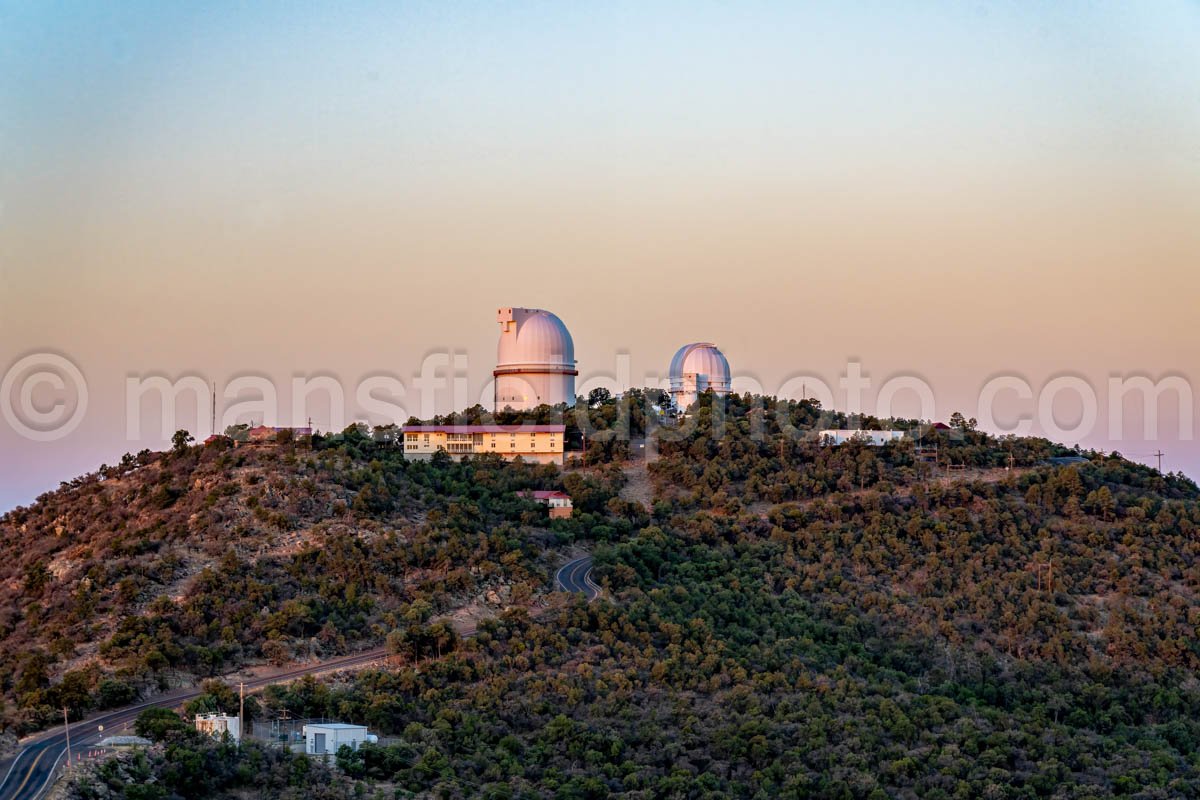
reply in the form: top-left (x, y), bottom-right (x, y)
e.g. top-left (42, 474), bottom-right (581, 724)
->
top-left (194, 713), bottom-right (241, 744)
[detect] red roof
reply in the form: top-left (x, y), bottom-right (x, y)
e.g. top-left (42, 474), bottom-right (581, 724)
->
top-left (518, 490), bottom-right (571, 500)
top-left (403, 424), bottom-right (565, 434)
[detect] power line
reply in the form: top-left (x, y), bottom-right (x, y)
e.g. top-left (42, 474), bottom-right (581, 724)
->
top-left (1124, 451), bottom-right (1166, 473)
top-left (239, 682), bottom-right (245, 751)
top-left (1113, 453), bottom-right (1161, 472)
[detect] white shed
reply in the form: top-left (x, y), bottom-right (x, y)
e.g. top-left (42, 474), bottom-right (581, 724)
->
top-left (303, 723), bottom-right (371, 755)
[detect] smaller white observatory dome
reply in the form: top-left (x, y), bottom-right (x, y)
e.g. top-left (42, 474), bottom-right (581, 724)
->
top-left (669, 342), bottom-right (731, 411)
top-left (494, 307), bottom-right (578, 411)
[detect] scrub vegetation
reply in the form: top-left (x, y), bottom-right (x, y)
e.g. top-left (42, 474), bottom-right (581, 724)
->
top-left (11, 392), bottom-right (1199, 798)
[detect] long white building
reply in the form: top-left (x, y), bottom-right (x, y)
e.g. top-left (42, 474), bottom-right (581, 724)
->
top-left (402, 424), bottom-right (566, 465)
top-left (494, 307), bottom-right (578, 411)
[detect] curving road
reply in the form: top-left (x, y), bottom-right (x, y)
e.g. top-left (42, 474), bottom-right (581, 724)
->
top-left (1, 557), bottom-right (601, 800)
top-left (0, 647), bottom-right (390, 800)
top-left (556, 555), bottom-right (600, 601)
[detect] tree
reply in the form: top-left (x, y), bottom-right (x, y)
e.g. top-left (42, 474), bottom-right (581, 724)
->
top-left (172, 429), bottom-right (195, 453)
top-left (23, 560), bottom-right (50, 596)
top-left (224, 423), bottom-right (251, 442)
top-left (262, 640), bottom-right (291, 666)
top-left (948, 412), bottom-right (977, 432)
top-left (588, 388), bottom-right (613, 408)
top-left (15, 652), bottom-right (50, 702)
top-left (342, 423), bottom-right (370, 442)
top-left (96, 679), bottom-right (138, 709)
top-left (184, 680), bottom-right (259, 721)
top-left (134, 707), bottom-right (192, 742)
top-left (1087, 485), bottom-right (1116, 521)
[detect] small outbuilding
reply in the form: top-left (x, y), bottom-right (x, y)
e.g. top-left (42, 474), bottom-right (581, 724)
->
top-left (518, 490), bottom-right (574, 519)
top-left (303, 723), bottom-right (372, 756)
top-left (195, 713), bottom-right (241, 743)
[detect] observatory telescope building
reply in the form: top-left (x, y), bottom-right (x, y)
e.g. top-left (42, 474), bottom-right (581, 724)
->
top-left (494, 307), bottom-right (578, 411)
top-left (669, 342), bottom-right (731, 410)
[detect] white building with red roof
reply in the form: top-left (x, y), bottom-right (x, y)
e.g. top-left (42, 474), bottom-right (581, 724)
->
top-left (518, 489), bottom-right (574, 518)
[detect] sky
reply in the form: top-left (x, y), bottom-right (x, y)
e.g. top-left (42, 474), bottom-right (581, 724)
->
top-left (1, 1), bottom-right (1199, 511)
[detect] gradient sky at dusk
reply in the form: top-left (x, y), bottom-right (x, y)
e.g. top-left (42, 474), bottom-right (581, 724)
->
top-left (2, 1), bottom-right (1198, 511)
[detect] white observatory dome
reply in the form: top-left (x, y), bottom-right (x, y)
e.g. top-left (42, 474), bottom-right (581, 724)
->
top-left (496, 308), bottom-right (575, 369)
top-left (669, 342), bottom-right (731, 410)
top-left (494, 307), bottom-right (577, 411)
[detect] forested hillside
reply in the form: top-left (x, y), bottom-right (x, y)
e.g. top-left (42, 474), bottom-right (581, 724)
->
top-left (15, 392), bottom-right (1200, 799)
top-left (0, 427), bottom-right (624, 734)
top-left (206, 399), bottom-right (1200, 798)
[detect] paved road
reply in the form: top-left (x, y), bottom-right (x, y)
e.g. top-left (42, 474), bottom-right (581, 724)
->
top-left (1, 557), bottom-right (601, 800)
top-left (0, 647), bottom-right (390, 800)
top-left (556, 555), bottom-right (600, 600)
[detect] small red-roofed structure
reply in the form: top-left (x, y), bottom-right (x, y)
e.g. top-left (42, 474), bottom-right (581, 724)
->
top-left (518, 489), bottom-right (574, 518)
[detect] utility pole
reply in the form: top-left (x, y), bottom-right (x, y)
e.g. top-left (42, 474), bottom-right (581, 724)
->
top-left (1153, 450), bottom-right (1164, 474)
top-left (63, 707), bottom-right (72, 773)
top-left (239, 682), bottom-right (245, 750)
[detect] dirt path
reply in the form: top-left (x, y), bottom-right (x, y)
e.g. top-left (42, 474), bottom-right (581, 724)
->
top-left (619, 462), bottom-right (655, 510)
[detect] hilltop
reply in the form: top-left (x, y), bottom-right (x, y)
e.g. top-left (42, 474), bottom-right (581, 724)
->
top-left (0, 425), bottom-right (634, 735)
top-left (6, 392), bottom-right (1200, 798)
